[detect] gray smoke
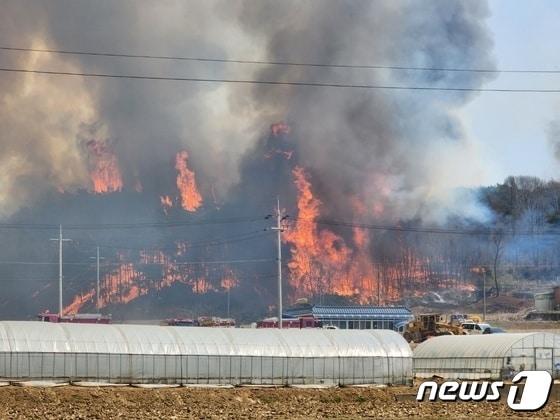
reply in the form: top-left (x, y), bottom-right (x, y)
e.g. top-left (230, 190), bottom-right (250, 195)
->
top-left (231, 0), bottom-right (496, 223)
top-left (0, 0), bottom-right (496, 222)
top-left (549, 120), bottom-right (560, 161)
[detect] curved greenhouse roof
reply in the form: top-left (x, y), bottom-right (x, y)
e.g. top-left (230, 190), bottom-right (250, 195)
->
top-left (0, 321), bottom-right (412, 385)
top-left (413, 332), bottom-right (560, 380)
top-left (414, 332), bottom-right (558, 359)
top-left (0, 321), bottom-right (411, 358)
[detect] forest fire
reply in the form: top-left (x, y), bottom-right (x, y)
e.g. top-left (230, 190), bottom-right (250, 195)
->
top-left (45, 128), bottom-right (474, 318)
top-left (283, 166), bottom-right (392, 303)
top-left (63, 250), bottom-right (234, 314)
top-left (175, 150), bottom-right (202, 212)
top-left (85, 140), bottom-right (123, 194)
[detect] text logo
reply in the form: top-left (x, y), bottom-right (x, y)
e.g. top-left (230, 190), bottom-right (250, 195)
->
top-left (417, 371), bottom-right (552, 411)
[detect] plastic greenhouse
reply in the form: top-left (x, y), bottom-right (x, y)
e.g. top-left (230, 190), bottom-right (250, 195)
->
top-left (413, 332), bottom-right (560, 380)
top-left (0, 321), bottom-right (412, 385)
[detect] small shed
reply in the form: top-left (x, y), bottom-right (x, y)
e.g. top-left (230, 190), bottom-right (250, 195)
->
top-left (413, 332), bottom-right (560, 380)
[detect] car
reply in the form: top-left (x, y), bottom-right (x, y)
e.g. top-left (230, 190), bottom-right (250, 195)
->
top-left (482, 326), bottom-right (506, 334)
top-left (461, 322), bottom-right (492, 334)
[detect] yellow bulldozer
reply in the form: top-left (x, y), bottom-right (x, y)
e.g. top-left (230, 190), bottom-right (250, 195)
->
top-left (402, 313), bottom-right (467, 343)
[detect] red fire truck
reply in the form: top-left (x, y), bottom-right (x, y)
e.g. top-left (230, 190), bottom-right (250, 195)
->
top-left (256, 316), bottom-right (321, 329)
top-left (37, 311), bottom-right (112, 324)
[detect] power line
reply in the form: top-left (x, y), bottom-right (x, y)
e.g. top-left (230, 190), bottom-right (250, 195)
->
top-left (0, 261), bottom-right (95, 266)
top-left (2, 45), bottom-right (559, 74)
top-left (1, 67), bottom-right (560, 93)
top-left (0, 258), bottom-right (273, 267)
top-left (145, 258), bottom-right (274, 266)
top-left (2, 216), bottom-right (560, 236)
top-left (300, 218), bottom-right (560, 236)
top-left (93, 230), bottom-right (272, 252)
top-left (0, 216), bottom-right (264, 231)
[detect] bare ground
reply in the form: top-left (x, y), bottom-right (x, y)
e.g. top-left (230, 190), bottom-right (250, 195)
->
top-left (0, 386), bottom-right (558, 419)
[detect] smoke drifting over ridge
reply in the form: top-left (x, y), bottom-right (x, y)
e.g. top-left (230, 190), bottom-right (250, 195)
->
top-left (0, 0), bottom-right (495, 222)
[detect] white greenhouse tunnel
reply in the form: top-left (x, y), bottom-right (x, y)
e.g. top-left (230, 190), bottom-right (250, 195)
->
top-left (413, 332), bottom-right (560, 380)
top-left (0, 321), bottom-right (412, 386)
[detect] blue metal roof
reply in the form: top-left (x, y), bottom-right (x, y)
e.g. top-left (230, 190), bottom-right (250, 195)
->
top-left (311, 305), bottom-right (412, 320)
top-left (283, 305), bottom-right (412, 320)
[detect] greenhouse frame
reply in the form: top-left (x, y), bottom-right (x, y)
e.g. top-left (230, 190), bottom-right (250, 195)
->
top-left (0, 321), bottom-right (412, 385)
top-left (413, 332), bottom-right (560, 380)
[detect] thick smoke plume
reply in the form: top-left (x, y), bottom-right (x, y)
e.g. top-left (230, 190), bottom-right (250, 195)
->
top-left (0, 1), bottom-right (502, 318)
top-left (0, 0), bottom-right (495, 221)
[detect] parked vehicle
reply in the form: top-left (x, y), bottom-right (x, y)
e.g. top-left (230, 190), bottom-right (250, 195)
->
top-left (402, 313), bottom-right (467, 343)
top-left (483, 326), bottom-right (506, 334)
top-left (460, 322), bottom-right (491, 334)
top-left (257, 316), bottom-right (321, 329)
top-left (164, 316), bottom-right (235, 327)
top-left (37, 311), bottom-right (112, 324)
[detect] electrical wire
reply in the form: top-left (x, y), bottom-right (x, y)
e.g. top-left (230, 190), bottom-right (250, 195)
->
top-left (2, 45), bottom-right (559, 74)
top-left (1, 67), bottom-right (560, 93)
top-left (2, 216), bottom-right (559, 236)
top-left (311, 218), bottom-right (560, 236)
top-left (0, 258), bottom-right (273, 267)
top-left (92, 230), bottom-right (273, 252)
top-left (0, 216), bottom-right (265, 231)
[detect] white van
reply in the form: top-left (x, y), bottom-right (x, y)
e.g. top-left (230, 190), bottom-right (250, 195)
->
top-left (461, 322), bottom-right (491, 334)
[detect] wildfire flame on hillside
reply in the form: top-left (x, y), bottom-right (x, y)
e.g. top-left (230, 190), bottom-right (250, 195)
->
top-left (175, 150), bottom-right (202, 212)
top-left (63, 253), bottom-right (230, 315)
top-left (283, 166), bottom-right (402, 303)
top-left (59, 128), bottom-right (473, 316)
top-left (160, 195), bottom-right (173, 214)
top-left (86, 140), bottom-right (123, 194)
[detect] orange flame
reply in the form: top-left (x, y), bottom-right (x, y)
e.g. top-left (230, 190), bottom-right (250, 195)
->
top-left (221, 272), bottom-right (238, 290)
top-left (284, 166), bottom-right (392, 303)
top-left (270, 122), bottom-right (291, 136)
top-left (175, 150), bottom-right (202, 212)
top-left (63, 289), bottom-right (96, 315)
top-left (63, 251), bottom-right (237, 314)
top-left (160, 195), bottom-right (173, 214)
top-left (85, 140), bottom-right (123, 194)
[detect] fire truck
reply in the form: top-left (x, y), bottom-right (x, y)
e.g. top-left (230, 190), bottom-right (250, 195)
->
top-left (37, 311), bottom-right (112, 324)
top-left (256, 316), bottom-right (321, 329)
top-left (165, 316), bottom-right (236, 327)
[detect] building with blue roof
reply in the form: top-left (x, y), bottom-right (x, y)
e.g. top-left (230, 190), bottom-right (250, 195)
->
top-left (283, 304), bottom-right (413, 330)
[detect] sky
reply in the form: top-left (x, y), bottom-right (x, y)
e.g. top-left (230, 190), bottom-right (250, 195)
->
top-left (463, 0), bottom-right (560, 184)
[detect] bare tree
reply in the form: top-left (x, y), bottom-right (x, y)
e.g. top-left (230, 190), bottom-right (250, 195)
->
top-left (491, 228), bottom-right (505, 297)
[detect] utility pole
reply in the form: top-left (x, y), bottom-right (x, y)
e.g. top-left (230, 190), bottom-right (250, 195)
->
top-left (226, 288), bottom-right (230, 319)
top-left (483, 268), bottom-right (487, 322)
top-left (50, 225), bottom-right (71, 317)
top-left (270, 198), bottom-right (287, 329)
top-left (90, 246), bottom-right (105, 311)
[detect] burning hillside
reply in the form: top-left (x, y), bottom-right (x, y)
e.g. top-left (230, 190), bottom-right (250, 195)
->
top-left (0, 1), bottom-right (511, 319)
top-left (85, 139), bottom-right (123, 194)
top-left (39, 122), bottom-right (482, 319)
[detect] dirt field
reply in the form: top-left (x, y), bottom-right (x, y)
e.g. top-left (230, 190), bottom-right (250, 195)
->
top-left (0, 386), bottom-right (558, 419)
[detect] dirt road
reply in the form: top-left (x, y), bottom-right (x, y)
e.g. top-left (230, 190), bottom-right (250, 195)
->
top-left (0, 386), bottom-right (558, 419)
